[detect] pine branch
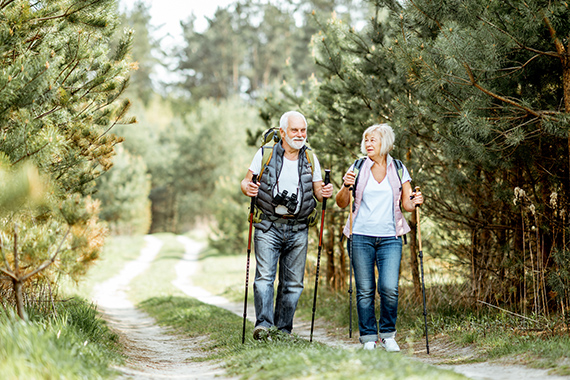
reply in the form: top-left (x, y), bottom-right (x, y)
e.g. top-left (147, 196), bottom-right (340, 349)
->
top-left (96, 99), bottom-right (132, 141)
top-left (476, 15), bottom-right (561, 60)
top-left (21, 226), bottom-right (71, 282)
top-left (0, 0), bottom-right (17, 10)
top-left (12, 142), bottom-right (50, 165)
top-left (0, 233), bottom-right (13, 273)
top-left (0, 267), bottom-right (17, 281)
top-left (35, 106), bottom-right (61, 120)
top-left (33, 0), bottom-right (102, 23)
top-left (461, 61), bottom-right (542, 118)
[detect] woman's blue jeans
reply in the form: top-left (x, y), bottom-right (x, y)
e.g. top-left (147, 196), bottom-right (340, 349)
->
top-left (253, 223), bottom-right (308, 334)
top-left (350, 234), bottom-right (402, 343)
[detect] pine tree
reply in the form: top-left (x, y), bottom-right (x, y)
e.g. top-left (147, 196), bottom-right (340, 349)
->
top-left (0, 0), bottom-right (134, 195)
top-left (118, 0), bottom-right (158, 106)
top-left (262, 0), bottom-right (570, 314)
top-left (382, 0), bottom-right (570, 313)
top-left (0, 0), bottom-right (134, 317)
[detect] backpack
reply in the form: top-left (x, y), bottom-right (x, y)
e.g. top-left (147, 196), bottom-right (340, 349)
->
top-left (351, 156), bottom-right (407, 243)
top-left (351, 157), bottom-right (404, 196)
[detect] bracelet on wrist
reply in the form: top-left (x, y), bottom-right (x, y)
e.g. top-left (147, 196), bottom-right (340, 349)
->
top-left (344, 183), bottom-right (351, 188)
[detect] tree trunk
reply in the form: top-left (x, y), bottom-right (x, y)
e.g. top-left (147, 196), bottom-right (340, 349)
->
top-left (13, 279), bottom-right (25, 319)
top-left (561, 39), bottom-right (570, 173)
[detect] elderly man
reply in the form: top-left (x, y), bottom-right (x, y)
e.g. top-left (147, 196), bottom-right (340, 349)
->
top-left (241, 110), bottom-right (333, 340)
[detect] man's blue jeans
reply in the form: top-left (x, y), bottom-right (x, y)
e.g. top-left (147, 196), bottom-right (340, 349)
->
top-left (350, 234), bottom-right (402, 343)
top-left (253, 223), bottom-right (308, 334)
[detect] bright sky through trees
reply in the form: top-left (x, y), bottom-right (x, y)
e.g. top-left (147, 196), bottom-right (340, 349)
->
top-left (120, 0), bottom-right (237, 41)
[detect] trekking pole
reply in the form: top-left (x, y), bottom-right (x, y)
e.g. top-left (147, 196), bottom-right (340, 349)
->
top-left (242, 174), bottom-right (258, 344)
top-left (348, 185), bottom-right (354, 339)
top-left (310, 169), bottom-right (331, 343)
top-left (415, 186), bottom-right (430, 354)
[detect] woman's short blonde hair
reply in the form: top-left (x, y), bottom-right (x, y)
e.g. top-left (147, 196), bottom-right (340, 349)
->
top-left (360, 123), bottom-right (395, 156)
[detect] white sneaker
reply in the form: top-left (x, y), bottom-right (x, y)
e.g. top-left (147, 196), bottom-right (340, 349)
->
top-left (363, 341), bottom-right (377, 350)
top-left (381, 338), bottom-right (400, 352)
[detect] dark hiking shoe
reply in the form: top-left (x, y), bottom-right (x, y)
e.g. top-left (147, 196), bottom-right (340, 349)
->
top-left (253, 326), bottom-right (269, 341)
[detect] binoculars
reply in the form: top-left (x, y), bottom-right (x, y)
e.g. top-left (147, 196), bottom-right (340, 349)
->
top-left (272, 190), bottom-right (298, 214)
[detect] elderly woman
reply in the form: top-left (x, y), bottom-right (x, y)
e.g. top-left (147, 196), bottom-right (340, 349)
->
top-left (335, 123), bottom-right (423, 351)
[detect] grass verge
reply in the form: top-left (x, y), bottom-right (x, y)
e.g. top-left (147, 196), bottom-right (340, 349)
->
top-left (0, 298), bottom-right (123, 380)
top-left (1, 235), bottom-right (147, 380)
top-left (193, 241), bottom-right (570, 376)
top-left (426, 306), bottom-right (570, 375)
top-left (139, 295), bottom-right (466, 379)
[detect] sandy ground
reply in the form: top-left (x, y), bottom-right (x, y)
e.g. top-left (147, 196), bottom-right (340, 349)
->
top-left (93, 236), bottom-right (237, 379)
top-left (92, 235), bottom-right (570, 380)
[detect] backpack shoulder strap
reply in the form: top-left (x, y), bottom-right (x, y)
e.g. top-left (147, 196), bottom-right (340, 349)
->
top-left (393, 159), bottom-right (404, 190)
top-left (259, 144), bottom-right (274, 180)
top-left (304, 146), bottom-right (314, 175)
top-left (392, 158), bottom-right (408, 245)
top-left (352, 156), bottom-right (367, 196)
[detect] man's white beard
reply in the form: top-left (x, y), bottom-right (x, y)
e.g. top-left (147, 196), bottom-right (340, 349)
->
top-left (284, 134), bottom-right (306, 150)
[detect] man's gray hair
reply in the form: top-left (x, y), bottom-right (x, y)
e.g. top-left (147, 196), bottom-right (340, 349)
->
top-left (360, 123), bottom-right (395, 156)
top-left (279, 111), bottom-right (307, 132)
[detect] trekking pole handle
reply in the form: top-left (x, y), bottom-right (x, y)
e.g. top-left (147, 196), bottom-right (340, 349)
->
top-left (411, 186), bottom-right (421, 204)
top-left (249, 174), bottom-right (258, 216)
top-left (322, 169), bottom-right (331, 209)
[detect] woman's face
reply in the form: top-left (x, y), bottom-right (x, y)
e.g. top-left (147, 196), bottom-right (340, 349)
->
top-left (364, 132), bottom-right (382, 158)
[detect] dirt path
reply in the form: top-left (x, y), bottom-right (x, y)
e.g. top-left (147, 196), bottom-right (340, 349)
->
top-left (93, 236), bottom-right (236, 379)
top-left (173, 236), bottom-right (352, 349)
top-left (92, 235), bottom-right (569, 380)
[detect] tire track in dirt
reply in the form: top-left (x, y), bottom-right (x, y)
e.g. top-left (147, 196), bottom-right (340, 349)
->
top-left (93, 235), bottom-right (237, 380)
top-left (173, 235), bottom-right (357, 349)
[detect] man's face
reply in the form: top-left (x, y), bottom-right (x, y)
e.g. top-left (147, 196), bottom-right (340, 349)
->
top-left (281, 116), bottom-right (307, 150)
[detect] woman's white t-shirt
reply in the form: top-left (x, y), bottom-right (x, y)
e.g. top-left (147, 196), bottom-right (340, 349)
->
top-left (249, 148), bottom-right (322, 215)
top-left (352, 162), bottom-right (411, 237)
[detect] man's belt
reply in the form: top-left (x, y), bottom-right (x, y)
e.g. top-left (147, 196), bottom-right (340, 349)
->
top-left (260, 213), bottom-right (308, 225)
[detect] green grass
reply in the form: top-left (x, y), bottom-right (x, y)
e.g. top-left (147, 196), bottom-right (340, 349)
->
top-left (129, 234), bottom-right (465, 379)
top-left (192, 244), bottom-right (253, 302)
top-left (188, 239), bottom-right (570, 376)
top-left (427, 310), bottom-right (570, 374)
top-left (0, 298), bottom-right (123, 380)
top-left (139, 295), bottom-right (466, 379)
top-left (227, 344), bottom-right (460, 380)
